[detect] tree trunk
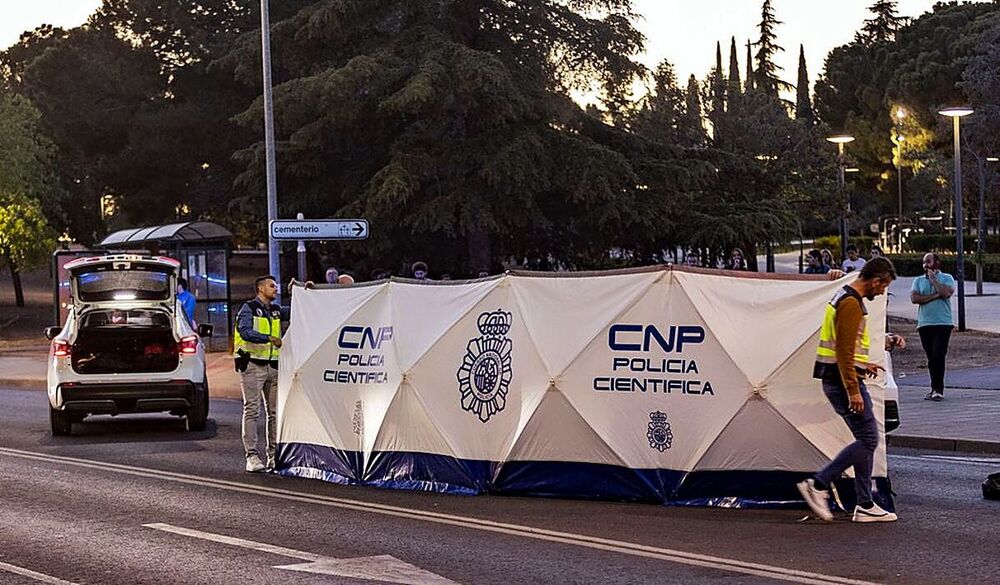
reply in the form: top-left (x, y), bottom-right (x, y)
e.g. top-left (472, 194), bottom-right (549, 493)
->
top-left (467, 228), bottom-right (492, 275)
top-left (6, 254), bottom-right (25, 307)
top-left (746, 242), bottom-right (759, 272)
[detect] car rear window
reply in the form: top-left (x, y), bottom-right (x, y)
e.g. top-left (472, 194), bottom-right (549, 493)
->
top-left (76, 268), bottom-right (171, 302)
top-left (80, 309), bottom-right (172, 329)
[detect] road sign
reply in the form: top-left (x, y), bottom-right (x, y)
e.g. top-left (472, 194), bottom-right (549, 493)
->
top-left (270, 219), bottom-right (368, 241)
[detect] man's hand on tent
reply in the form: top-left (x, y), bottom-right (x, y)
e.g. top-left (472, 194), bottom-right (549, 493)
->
top-left (863, 363), bottom-right (884, 379)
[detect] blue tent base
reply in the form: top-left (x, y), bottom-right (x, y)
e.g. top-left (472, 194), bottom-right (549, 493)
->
top-left (276, 442), bottom-right (894, 512)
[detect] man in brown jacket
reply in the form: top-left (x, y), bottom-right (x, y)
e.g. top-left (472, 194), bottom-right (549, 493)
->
top-left (797, 257), bottom-right (898, 523)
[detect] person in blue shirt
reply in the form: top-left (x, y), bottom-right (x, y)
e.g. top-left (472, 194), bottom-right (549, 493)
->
top-left (910, 253), bottom-right (955, 401)
top-left (177, 277), bottom-right (197, 325)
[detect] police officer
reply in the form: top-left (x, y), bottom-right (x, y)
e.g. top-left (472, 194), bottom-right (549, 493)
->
top-left (797, 257), bottom-right (898, 523)
top-left (233, 275), bottom-right (290, 472)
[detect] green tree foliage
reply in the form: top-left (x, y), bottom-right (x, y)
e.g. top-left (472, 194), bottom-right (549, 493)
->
top-left (727, 37), bottom-right (742, 114)
top-left (815, 1), bottom-right (999, 227)
top-left (219, 0), bottom-right (676, 274)
top-left (0, 88), bottom-right (61, 305)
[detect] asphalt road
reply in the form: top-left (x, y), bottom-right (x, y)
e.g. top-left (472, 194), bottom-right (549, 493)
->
top-left (1, 388), bottom-right (998, 585)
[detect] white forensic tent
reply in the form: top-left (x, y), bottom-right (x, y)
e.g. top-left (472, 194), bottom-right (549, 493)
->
top-left (275, 266), bottom-right (894, 509)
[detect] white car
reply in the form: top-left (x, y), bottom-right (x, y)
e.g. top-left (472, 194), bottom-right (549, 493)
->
top-left (45, 254), bottom-right (212, 435)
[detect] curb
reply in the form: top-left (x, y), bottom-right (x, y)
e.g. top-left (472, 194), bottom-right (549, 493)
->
top-left (888, 434), bottom-right (1000, 455)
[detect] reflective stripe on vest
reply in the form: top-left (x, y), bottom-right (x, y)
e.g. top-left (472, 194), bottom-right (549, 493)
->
top-left (233, 302), bottom-right (281, 361)
top-left (816, 288), bottom-right (870, 368)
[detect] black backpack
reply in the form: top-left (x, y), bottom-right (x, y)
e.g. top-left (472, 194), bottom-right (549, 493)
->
top-left (984, 472), bottom-right (1000, 501)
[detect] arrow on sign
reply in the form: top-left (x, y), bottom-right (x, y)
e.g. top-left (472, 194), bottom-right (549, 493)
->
top-left (144, 523), bottom-right (458, 585)
top-left (354, 222), bottom-right (365, 236)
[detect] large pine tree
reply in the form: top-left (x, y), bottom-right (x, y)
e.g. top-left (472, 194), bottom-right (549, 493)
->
top-left (707, 41), bottom-right (726, 143)
top-left (860, 1), bottom-right (907, 44)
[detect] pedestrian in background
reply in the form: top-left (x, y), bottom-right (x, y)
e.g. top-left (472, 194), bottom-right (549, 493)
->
top-left (804, 249), bottom-right (830, 274)
top-left (841, 245), bottom-right (866, 273)
top-left (176, 277), bottom-right (196, 325)
top-left (821, 248), bottom-right (837, 270)
top-left (324, 267), bottom-right (339, 284)
top-left (910, 252), bottom-right (955, 401)
top-left (411, 261), bottom-right (429, 280)
top-left (727, 248), bottom-right (747, 271)
top-left (798, 257), bottom-right (898, 523)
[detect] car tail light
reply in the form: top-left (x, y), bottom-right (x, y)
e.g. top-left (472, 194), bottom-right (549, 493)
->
top-left (51, 339), bottom-right (71, 358)
top-left (179, 335), bottom-right (199, 355)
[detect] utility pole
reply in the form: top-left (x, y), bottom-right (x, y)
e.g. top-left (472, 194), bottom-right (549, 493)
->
top-left (261, 0), bottom-right (281, 300)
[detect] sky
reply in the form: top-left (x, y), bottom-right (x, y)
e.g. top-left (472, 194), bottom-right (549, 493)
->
top-left (0, 0), bottom-right (979, 89)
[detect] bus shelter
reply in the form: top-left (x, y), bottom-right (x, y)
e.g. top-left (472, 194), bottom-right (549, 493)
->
top-left (95, 221), bottom-right (233, 352)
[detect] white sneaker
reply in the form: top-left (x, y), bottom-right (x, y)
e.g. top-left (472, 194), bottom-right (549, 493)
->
top-left (852, 503), bottom-right (897, 523)
top-left (796, 479), bottom-right (833, 521)
top-left (245, 455), bottom-right (265, 473)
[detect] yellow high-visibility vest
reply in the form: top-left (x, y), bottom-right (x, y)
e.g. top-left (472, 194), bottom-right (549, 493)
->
top-left (816, 287), bottom-right (870, 368)
top-left (233, 300), bottom-right (281, 361)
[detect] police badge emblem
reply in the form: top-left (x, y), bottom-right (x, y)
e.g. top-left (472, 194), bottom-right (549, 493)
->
top-left (456, 310), bottom-right (513, 423)
top-left (647, 411), bottom-right (673, 451)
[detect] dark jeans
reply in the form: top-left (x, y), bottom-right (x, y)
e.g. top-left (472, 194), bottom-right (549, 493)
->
top-left (816, 378), bottom-right (878, 507)
top-left (918, 325), bottom-right (952, 393)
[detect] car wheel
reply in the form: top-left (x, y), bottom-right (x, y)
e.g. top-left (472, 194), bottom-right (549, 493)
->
top-left (50, 407), bottom-right (72, 436)
top-left (186, 383), bottom-right (209, 432)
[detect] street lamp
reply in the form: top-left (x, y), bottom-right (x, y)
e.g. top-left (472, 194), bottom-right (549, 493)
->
top-left (938, 106), bottom-right (974, 332)
top-left (827, 134), bottom-right (855, 263)
top-left (977, 156), bottom-right (999, 295)
top-left (892, 106), bottom-right (908, 253)
top-left (260, 0), bottom-right (281, 300)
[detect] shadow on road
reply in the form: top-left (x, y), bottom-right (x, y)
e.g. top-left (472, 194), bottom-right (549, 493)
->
top-left (36, 417), bottom-right (220, 446)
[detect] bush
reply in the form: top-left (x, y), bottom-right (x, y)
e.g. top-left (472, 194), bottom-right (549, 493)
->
top-left (886, 253), bottom-right (1000, 281)
top-left (905, 234), bottom-right (1000, 253)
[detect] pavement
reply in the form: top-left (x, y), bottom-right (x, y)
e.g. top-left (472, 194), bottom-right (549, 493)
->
top-left (2, 388), bottom-right (999, 584)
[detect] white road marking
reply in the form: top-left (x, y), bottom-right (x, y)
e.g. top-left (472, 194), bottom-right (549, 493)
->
top-left (144, 523), bottom-right (457, 584)
top-left (891, 453), bottom-right (1000, 468)
top-left (2, 447), bottom-right (878, 585)
top-left (0, 561), bottom-right (78, 585)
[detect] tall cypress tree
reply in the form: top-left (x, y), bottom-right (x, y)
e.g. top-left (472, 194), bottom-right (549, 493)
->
top-left (707, 41), bottom-right (726, 142)
top-left (795, 44), bottom-right (813, 121)
top-left (681, 74), bottom-right (705, 146)
top-left (753, 0), bottom-right (793, 97)
top-left (861, 1), bottom-right (907, 44)
top-left (745, 40), bottom-right (754, 93)
top-left (727, 37), bottom-right (742, 107)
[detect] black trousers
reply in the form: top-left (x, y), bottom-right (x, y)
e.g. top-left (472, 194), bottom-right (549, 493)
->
top-left (918, 325), bottom-right (953, 392)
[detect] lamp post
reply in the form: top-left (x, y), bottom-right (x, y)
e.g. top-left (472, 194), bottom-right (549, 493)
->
top-left (938, 106), bottom-right (974, 332)
top-left (894, 108), bottom-right (907, 252)
top-left (978, 156), bottom-right (998, 296)
top-left (827, 134), bottom-right (855, 264)
top-left (260, 0), bottom-right (281, 300)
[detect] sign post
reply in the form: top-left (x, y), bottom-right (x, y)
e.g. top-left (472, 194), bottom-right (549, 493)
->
top-left (270, 219), bottom-right (370, 284)
top-left (270, 219), bottom-right (369, 241)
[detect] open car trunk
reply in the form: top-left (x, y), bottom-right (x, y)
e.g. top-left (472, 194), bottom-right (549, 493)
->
top-left (72, 309), bottom-right (179, 375)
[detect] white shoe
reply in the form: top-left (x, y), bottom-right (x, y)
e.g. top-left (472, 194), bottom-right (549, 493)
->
top-left (852, 503), bottom-right (897, 523)
top-left (245, 455), bottom-right (265, 473)
top-left (797, 479), bottom-right (833, 521)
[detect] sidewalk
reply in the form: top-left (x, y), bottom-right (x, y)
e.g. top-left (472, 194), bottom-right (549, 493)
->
top-left (3, 347), bottom-right (998, 453)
